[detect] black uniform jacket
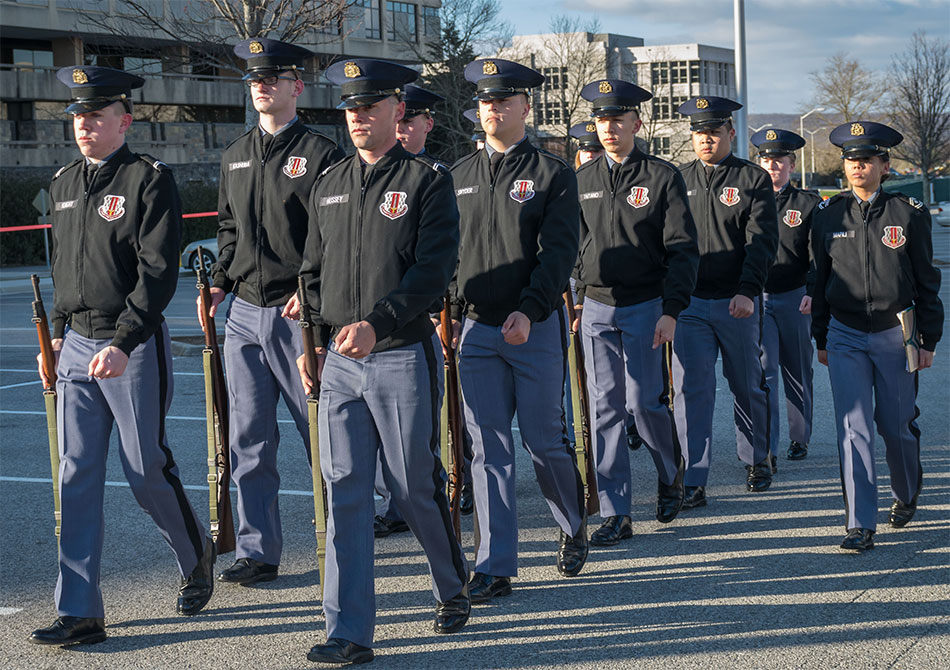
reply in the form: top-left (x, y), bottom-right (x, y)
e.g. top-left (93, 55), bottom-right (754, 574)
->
top-left (451, 139), bottom-right (580, 325)
top-left (766, 184), bottom-right (821, 294)
top-left (811, 190), bottom-right (943, 351)
top-left (574, 149), bottom-right (699, 318)
top-left (49, 144), bottom-right (181, 356)
top-left (214, 120), bottom-right (344, 306)
top-left (679, 153), bottom-right (778, 300)
top-left (301, 143), bottom-right (460, 352)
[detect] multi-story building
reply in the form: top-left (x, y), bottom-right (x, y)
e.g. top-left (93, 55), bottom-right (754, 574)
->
top-left (0, 0), bottom-right (441, 167)
top-left (507, 32), bottom-right (736, 162)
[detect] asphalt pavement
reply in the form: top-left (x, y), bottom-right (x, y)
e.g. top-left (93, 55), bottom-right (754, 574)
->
top-left (1, 231), bottom-right (948, 669)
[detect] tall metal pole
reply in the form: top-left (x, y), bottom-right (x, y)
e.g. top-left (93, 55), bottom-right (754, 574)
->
top-left (733, 0), bottom-right (748, 159)
top-left (799, 108), bottom-right (824, 189)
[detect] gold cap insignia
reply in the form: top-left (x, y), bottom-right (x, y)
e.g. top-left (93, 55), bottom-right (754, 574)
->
top-left (696, 98), bottom-right (709, 109)
top-left (475, 110), bottom-right (480, 119)
top-left (765, 130), bottom-right (777, 141)
top-left (249, 41), bottom-right (264, 54)
top-left (850, 122), bottom-right (865, 136)
top-left (72, 69), bottom-right (88, 85)
top-left (585, 122), bottom-right (596, 133)
top-left (482, 60), bottom-right (498, 76)
top-left (343, 61), bottom-right (361, 78)
top-left (598, 80), bottom-right (612, 94)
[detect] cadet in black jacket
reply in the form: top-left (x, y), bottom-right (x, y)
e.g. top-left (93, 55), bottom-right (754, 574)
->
top-left (674, 96), bottom-right (779, 509)
top-left (30, 66), bottom-right (214, 648)
top-left (450, 58), bottom-right (587, 603)
top-left (572, 79), bottom-right (698, 545)
top-left (201, 38), bottom-right (344, 586)
top-left (752, 129), bottom-right (822, 463)
top-left (812, 122), bottom-right (943, 553)
top-left (298, 59), bottom-right (469, 666)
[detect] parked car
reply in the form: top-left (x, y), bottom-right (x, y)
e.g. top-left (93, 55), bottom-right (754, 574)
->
top-left (929, 203), bottom-right (950, 228)
top-left (181, 239), bottom-right (218, 275)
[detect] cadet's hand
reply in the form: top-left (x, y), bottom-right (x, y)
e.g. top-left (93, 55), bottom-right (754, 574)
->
top-left (88, 346), bottom-right (129, 379)
top-left (296, 348), bottom-right (327, 394)
top-left (653, 315), bottom-right (676, 349)
top-left (434, 318), bottom-right (461, 355)
top-left (817, 349), bottom-right (828, 366)
top-left (919, 349), bottom-right (934, 370)
top-left (36, 338), bottom-right (63, 387)
top-left (196, 287), bottom-right (227, 331)
top-left (282, 294), bottom-right (301, 320)
top-left (501, 311), bottom-right (531, 345)
top-left (335, 321), bottom-right (376, 359)
top-left (799, 295), bottom-right (812, 315)
top-left (571, 304), bottom-right (583, 333)
top-left (729, 294), bottom-right (754, 319)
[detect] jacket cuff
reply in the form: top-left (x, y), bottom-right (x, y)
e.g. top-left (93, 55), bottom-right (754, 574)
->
top-left (314, 325), bottom-right (332, 349)
top-left (738, 282), bottom-right (760, 299)
top-left (662, 299), bottom-right (686, 319)
top-left (450, 301), bottom-right (465, 321)
top-left (518, 298), bottom-right (547, 323)
top-left (814, 334), bottom-right (827, 350)
top-left (365, 307), bottom-right (396, 342)
top-left (51, 317), bottom-right (66, 340)
top-left (211, 272), bottom-right (234, 293)
top-left (111, 325), bottom-right (143, 357)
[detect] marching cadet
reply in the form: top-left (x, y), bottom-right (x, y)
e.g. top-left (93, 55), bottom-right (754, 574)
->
top-left (463, 107), bottom-right (486, 149)
top-left (812, 121), bottom-right (943, 552)
top-left (751, 129), bottom-right (821, 462)
top-left (572, 80), bottom-right (698, 545)
top-left (30, 66), bottom-right (214, 646)
top-left (200, 38), bottom-right (344, 585)
top-left (570, 120), bottom-right (604, 167)
top-left (575, 79), bottom-right (699, 546)
top-left (674, 96), bottom-right (779, 509)
top-left (298, 59), bottom-right (469, 665)
top-left (449, 58), bottom-right (588, 602)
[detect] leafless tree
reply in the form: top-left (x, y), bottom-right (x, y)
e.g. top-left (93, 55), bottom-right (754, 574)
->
top-left (810, 52), bottom-right (885, 122)
top-left (888, 31), bottom-right (950, 204)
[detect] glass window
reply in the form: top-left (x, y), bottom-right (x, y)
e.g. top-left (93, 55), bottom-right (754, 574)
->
top-left (671, 60), bottom-right (687, 84)
top-left (357, 0), bottom-right (381, 40)
top-left (125, 57), bottom-right (163, 75)
top-left (651, 97), bottom-right (671, 120)
top-left (689, 60), bottom-right (701, 84)
top-left (422, 6), bottom-right (440, 39)
top-left (541, 66), bottom-right (568, 91)
top-left (652, 136), bottom-right (670, 155)
top-left (12, 49), bottom-right (54, 69)
top-left (387, 2), bottom-right (417, 42)
top-left (651, 62), bottom-right (669, 86)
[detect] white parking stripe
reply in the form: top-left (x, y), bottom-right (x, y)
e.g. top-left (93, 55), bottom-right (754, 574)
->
top-left (0, 475), bottom-right (313, 497)
top-left (1, 368), bottom-right (206, 377)
top-left (0, 607), bottom-right (23, 616)
top-left (0, 381), bottom-right (41, 390)
top-left (0, 410), bottom-right (295, 424)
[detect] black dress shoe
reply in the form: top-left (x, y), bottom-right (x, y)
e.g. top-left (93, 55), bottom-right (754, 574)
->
top-left (626, 422), bottom-right (643, 450)
top-left (889, 497), bottom-right (918, 528)
top-left (746, 459), bottom-right (773, 492)
top-left (178, 537), bottom-right (216, 615)
top-left (373, 515), bottom-right (409, 538)
top-left (29, 616), bottom-right (106, 646)
top-left (590, 515), bottom-right (633, 546)
top-left (840, 528), bottom-right (875, 552)
top-left (556, 520), bottom-right (588, 577)
top-left (218, 557), bottom-right (278, 585)
top-left (681, 486), bottom-right (706, 509)
top-left (770, 453), bottom-right (778, 474)
top-left (459, 483), bottom-right (474, 516)
top-left (307, 637), bottom-right (374, 665)
top-left (468, 572), bottom-right (512, 603)
top-left (656, 468), bottom-right (685, 524)
top-left (787, 440), bottom-right (808, 460)
top-left (433, 588), bottom-right (470, 634)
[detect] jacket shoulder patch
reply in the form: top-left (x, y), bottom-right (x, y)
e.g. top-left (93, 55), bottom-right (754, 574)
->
top-left (138, 154), bottom-right (168, 171)
top-left (53, 159), bottom-right (82, 180)
top-left (537, 148), bottom-right (570, 168)
top-left (893, 193), bottom-right (926, 211)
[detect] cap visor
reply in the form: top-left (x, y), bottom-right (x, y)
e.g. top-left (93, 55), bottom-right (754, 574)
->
top-left (591, 107), bottom-right (637, 118)
top-left (337, 94), bottom-right (392, 110)
top-left (66, 100), bottom-right (115, 114)
top-left (690, 119), bottom-right (728, 132)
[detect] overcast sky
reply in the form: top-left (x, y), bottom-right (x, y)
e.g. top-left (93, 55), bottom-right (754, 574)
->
top-left (497, 0), bottom-right (949, 114)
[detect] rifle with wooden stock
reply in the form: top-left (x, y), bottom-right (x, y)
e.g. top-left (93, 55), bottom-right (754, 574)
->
top-left (195, 248), bottom-right (236, 554)
top-left (439, 293), bottom-right (464, 541)
top-left (297, 276), bottom-right (328, 595)
top-left (31, 274), bottom-right (61, 546)
top-left (563, 294), bottom-right (599, 516)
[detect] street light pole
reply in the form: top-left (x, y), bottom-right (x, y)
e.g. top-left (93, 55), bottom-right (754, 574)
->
top-left (734, 0), bottom-right (749, 158)
top-left (804, 127), bottom-right (827, 186)
top-left (799, 107), bottom-right (824, 189)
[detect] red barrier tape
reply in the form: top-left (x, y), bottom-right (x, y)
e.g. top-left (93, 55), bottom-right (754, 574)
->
top-left (0, 211), bottom-right (217, 233)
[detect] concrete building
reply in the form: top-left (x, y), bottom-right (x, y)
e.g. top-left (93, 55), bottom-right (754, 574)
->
top-left (0, 0), bottom-right (442, 167)
top-left (507, 32), bottom-right (736, 162)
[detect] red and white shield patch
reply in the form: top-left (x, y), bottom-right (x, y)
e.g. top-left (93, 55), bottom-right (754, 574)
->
top-left (783, 209), bottom-right (802, 227)
top-left (719, 187), bottom-right (740, 207)
top-left (881, 226), bottom-right (906, 249)
top-left (379, 191), bottom-right (409, 220)
top-left (509, 179), bottom-right (535, 203)
top-left (97, 194), bottom-right (126, 221)
top-left (626, 186), bottom-right (650, 209)
top-left (282, 156), bottom-right (307, 179)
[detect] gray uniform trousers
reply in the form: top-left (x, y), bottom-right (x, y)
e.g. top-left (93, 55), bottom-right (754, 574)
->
top-left (581, 298), bottom-right (679, 517)
top-left (319, 338), bottom-right (468, 648)
top-left (761, 287), bottom-right (813, 446)
top-left (224, 296), bottom-right (309, 565)
top-left (672, 296), bottom-right (774, 487)
top-left (55, 323), bottom-right (208, 617)
top-left (826, 319), bottom-right (922, 531)
top-left (458, 310), bottom-right (585, 577)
